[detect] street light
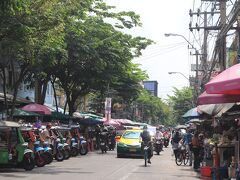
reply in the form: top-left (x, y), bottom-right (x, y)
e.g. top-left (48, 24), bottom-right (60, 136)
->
top-left (165, 33), bottom-right (200, 98)
top-left (168, 72), bottom-right (189, 81)
top-left (164, 33), bottom-right (195, 50)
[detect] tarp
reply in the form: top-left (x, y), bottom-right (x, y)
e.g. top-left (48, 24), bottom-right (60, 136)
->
top-left (182, 107), bottom-right (200, 118)
top-left (197, 91), bottom-right (240, 105)
top-left (205, 63), bottom-right (240, 94)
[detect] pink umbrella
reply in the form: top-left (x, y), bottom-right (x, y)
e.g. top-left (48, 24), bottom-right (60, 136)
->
top-left (197, 91), bottom-right (240, 105)
top-left (21, 103), bottom-right (52, 115)
top-left (205, 64), bottom-right (240, 94)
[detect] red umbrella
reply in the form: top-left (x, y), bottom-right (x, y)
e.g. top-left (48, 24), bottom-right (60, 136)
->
top-left (21, 103), bottom-right (51, 115)
top-left (205, 63), bottom-right (240, 94)
top-left (197, 91), bottom-right (240, 105)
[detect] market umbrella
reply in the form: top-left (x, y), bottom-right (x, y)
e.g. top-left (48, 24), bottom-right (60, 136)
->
top-left (73, 112), bottom-right (103, 125)
top-left (21, 103), bottom-right (51, 115)
top-left (103, 119), bottom-right (121, 127)
top-left (114, 119), bottom-right (133, 125)
top-left (182, 107), bottom-right (200, 118)
top-left (185, 118), bottom-right (204, 124)
top-left (197, 91), bottom-right (240, 105)
top-left (205, 63), bottom-right (240, 94)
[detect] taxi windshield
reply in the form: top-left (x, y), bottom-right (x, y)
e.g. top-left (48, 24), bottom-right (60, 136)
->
top-left (122, 131), bottom-right (141, 139)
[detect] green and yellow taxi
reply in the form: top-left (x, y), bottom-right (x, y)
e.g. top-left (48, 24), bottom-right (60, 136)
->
top-left (117, 129), bottom-right (143, 158)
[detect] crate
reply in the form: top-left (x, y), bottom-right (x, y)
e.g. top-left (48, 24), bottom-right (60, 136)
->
top-left (200, 166), bottom-right (212, 177)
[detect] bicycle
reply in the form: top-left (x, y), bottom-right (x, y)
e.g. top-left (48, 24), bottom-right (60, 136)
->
top-left (175, 144), bottom-right (189, 166)
top-left (144, 145), bottom-right (149, 167)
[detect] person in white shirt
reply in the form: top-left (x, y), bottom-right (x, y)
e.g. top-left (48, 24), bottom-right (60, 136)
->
top-left (155, 129), bottom-right (163, 140)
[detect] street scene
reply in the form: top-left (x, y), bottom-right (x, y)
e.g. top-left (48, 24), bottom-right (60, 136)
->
top-left (0, 145), bottom-right (200, 180)
top-left (1, 0), bottom-right (240, 180)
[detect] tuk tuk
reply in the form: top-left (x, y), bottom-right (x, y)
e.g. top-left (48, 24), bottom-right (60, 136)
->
top-left (0, 121), bottom-right (35, 170)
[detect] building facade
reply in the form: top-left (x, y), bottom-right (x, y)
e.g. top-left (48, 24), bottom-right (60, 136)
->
top-left (143, 81), bottom-right (158, 97)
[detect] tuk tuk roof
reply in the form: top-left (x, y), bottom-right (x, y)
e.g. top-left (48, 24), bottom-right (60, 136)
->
top-left (0, 120), bottom-right (20, 127)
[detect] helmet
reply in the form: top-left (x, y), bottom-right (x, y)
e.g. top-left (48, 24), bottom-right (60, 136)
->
top-left (46, 123), bottom-right (52, 129)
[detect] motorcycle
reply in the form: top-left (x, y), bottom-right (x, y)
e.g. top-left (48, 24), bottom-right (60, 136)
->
top-left (108, 135), bottom-right (116, 151)
top-left (163, 137), bottom-right (170, 148)
top-left (99, 137), bottom-right (107, 154)
top-left (154, 138), bottom-right (163, 155)
top-left (79, 136), bottom-right (88, 155)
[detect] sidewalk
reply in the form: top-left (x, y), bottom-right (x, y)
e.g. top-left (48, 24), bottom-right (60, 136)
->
top-left (148, 146), bottom-right (202, 180)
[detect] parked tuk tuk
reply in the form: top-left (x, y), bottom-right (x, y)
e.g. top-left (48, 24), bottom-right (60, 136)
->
top-left (0, 121), bottom-right (35, 171)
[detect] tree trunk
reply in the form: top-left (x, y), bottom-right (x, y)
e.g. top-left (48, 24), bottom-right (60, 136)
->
top-left (51, 78), bottom-right (58, 112)
top-left (40, 80), bottom-right (48, 105)
top-left (1, 67), bottom-right (9, 116)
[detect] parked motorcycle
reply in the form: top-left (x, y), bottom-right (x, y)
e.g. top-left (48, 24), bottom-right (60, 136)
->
top-left (154, 138), bottom-right (163, 155)
top-left (79, 136), bottom-right (88, 155)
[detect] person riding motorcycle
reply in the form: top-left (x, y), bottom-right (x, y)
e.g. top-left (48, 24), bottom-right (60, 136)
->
top-left (140, 126), bottom-right (153, 164)
top-left (100, 127), bottom-right (109, 145)
top-left (154, 128), bottom-right (164, 152)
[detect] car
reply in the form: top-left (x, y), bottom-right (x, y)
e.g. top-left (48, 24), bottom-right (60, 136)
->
top-left (117, 129), bottom-right (143, 158)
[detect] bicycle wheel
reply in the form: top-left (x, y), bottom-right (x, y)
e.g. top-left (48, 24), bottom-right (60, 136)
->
top-left (175, 152), bottom-right (183, 166)
top-left (183, 151), bottom-right (189, 165)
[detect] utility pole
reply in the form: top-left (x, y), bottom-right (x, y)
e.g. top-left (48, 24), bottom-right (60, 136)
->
top-left (219, 0), bottom-right (227, 70)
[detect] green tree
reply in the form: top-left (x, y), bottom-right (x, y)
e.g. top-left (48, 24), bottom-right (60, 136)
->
top-left (167, 87), bottom-right (193, 125)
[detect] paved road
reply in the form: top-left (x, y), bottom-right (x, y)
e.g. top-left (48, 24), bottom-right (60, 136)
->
top-left (0, 146), bottom-right (203, 180)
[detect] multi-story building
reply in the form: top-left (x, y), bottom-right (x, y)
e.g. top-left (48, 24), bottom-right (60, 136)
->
top-left (143, 81), bottom-right (158, 97)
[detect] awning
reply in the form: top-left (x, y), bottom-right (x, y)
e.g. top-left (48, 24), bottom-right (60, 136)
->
top-left (197, 103), bottom-right (234, 117)
top-left (0, 120), bottom-right (20, 127)
top-left (205, 63), bottom-right (240, 94)
top-left (197, 91), bottom-right (240, 105)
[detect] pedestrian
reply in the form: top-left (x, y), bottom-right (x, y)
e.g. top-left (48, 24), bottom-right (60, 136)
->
top-left (192, 132), bottom-right (200, 170)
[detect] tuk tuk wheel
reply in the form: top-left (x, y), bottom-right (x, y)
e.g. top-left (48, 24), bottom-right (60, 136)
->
top-left (23, 155), bottom-right (35, 171)
top-left (43, 152), bottom-right (53, 164)
top-left (79, 145), bottom-right (88, 155)
top-left (71, 147), bottom-right (79, 157)
top-left (55, 150), bottom-right (65, 161)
